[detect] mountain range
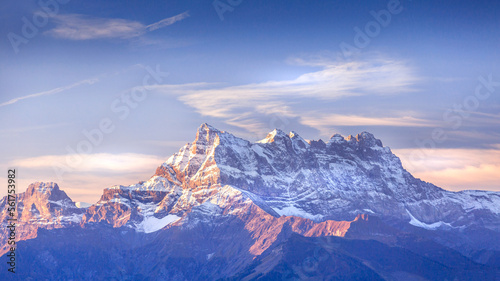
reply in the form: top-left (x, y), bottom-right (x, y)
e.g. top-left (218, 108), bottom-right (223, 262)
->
top-left (1, 123), bottom-right (499, 280)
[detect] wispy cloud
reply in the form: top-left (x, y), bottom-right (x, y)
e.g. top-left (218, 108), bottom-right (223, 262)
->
top-left (0, 122), bottom-right (68, 135)
top-left (45, 12), bottom-right (189, 40)
top-left (142, 140), bottom-right (189, 148)
top-left (301, 113), bottom-right (435, 136)
top-left (0, 64), bottom-right (153, 108)
top-left (146, 12), bottom-right (189, 31)
top-left (0, 78), bottom-right (98, 107)
top-left (152, 57), bottom-right (420, 135)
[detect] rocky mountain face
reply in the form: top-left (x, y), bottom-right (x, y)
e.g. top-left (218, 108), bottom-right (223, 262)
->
top-left (163, 124), bottom-right (500, 225)
top-left (1, 124), bottom-right (499, 280)
top-left (0, 182), bottom-right (83, 255)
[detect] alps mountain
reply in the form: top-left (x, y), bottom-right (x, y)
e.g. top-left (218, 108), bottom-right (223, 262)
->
top-left (1, 124), bottom-right (499, 280)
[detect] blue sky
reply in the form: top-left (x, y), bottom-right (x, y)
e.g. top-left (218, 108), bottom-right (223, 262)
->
top-left (1, 0), bottom-right (500, 202)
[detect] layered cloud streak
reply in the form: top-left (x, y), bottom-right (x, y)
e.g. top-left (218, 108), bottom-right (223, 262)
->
top-left (45, 12), bottom-right (189, 40)
top-left (153, 58), bottom-right (421, 135)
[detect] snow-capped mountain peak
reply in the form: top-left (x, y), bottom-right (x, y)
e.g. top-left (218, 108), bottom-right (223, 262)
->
top-left (153, 124), bottom-right (500, 229)
top-left (349, 131), bottom-right (383, 147)
top-left (257, 128), bottom-right (289, 143)
top-left (195, 122), bottom-right (221, 143)
top-left (329, 133), bottom-right (346, 144)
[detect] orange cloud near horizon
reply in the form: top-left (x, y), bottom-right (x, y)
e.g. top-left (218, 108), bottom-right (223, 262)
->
top-left (395, 148), bottom-right (500, 192)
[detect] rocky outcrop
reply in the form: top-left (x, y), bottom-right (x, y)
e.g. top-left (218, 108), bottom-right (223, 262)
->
top-left (0, 182), bottom-right (83, 255)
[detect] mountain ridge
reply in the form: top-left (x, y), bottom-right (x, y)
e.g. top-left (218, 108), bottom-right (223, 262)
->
top-left (2, 123), bottom-right (500, 238)
top-left (1, 123), bottom-right (499, 279)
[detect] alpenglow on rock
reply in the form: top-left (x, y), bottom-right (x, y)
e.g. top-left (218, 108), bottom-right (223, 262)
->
top-left (153, 123), bottom-right (500, 228)
top-left (0, 182), bottom-right (83, 254)
top-left (4, 124), bottom-right (499, 237)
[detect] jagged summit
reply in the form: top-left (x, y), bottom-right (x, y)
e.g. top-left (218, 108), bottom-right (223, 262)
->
top-left (196, 123), bottom-right (220, 135)
top-left (257, 128), bottom-right (288, 143)
top-left (329, 133), bottom-right (345, 142)
top-left (348, 131), bottom-right (383, 147)
top-left (0, 181), bottom-right (83, 251)
top-left (149, 124), bottom-right (500, 226)
top-left (16, 182), bottom-right (80, 210)
top-left (24, 181), bottom-right (76, 203)
top-left (27, 181), bottom-right (59, 194)
top-left (196, 123), bottom-right (384, 150)
top-left (194, 123), bottom-right (220, 144)
top-left (191, 123), bottom-right (383, 148)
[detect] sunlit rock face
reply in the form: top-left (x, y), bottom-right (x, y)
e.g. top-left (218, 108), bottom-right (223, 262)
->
top-left (152, 123), bottom-right (500, 229)
top-left (0, 182), bottom-right (83, 255)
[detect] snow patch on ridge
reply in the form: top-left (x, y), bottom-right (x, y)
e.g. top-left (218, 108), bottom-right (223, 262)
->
top-left (134, 214), bottom-right (181, 233)
top-left (273, 205), bottom-right (324, 221)
top-left (61, 213), bottom-right (84, 224)
top-left (109, 197), bottom-right (131, 208)
top-left (106, 176), bottom-right (172, 192)
top-left (131, 201), bottom-right (182, 233)
top-left (75, 202), bottom-right (92, 208)
top-left (453, 190), bottom-right (500, 214)
top-left (406, 209), bottom-right (452, 230)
